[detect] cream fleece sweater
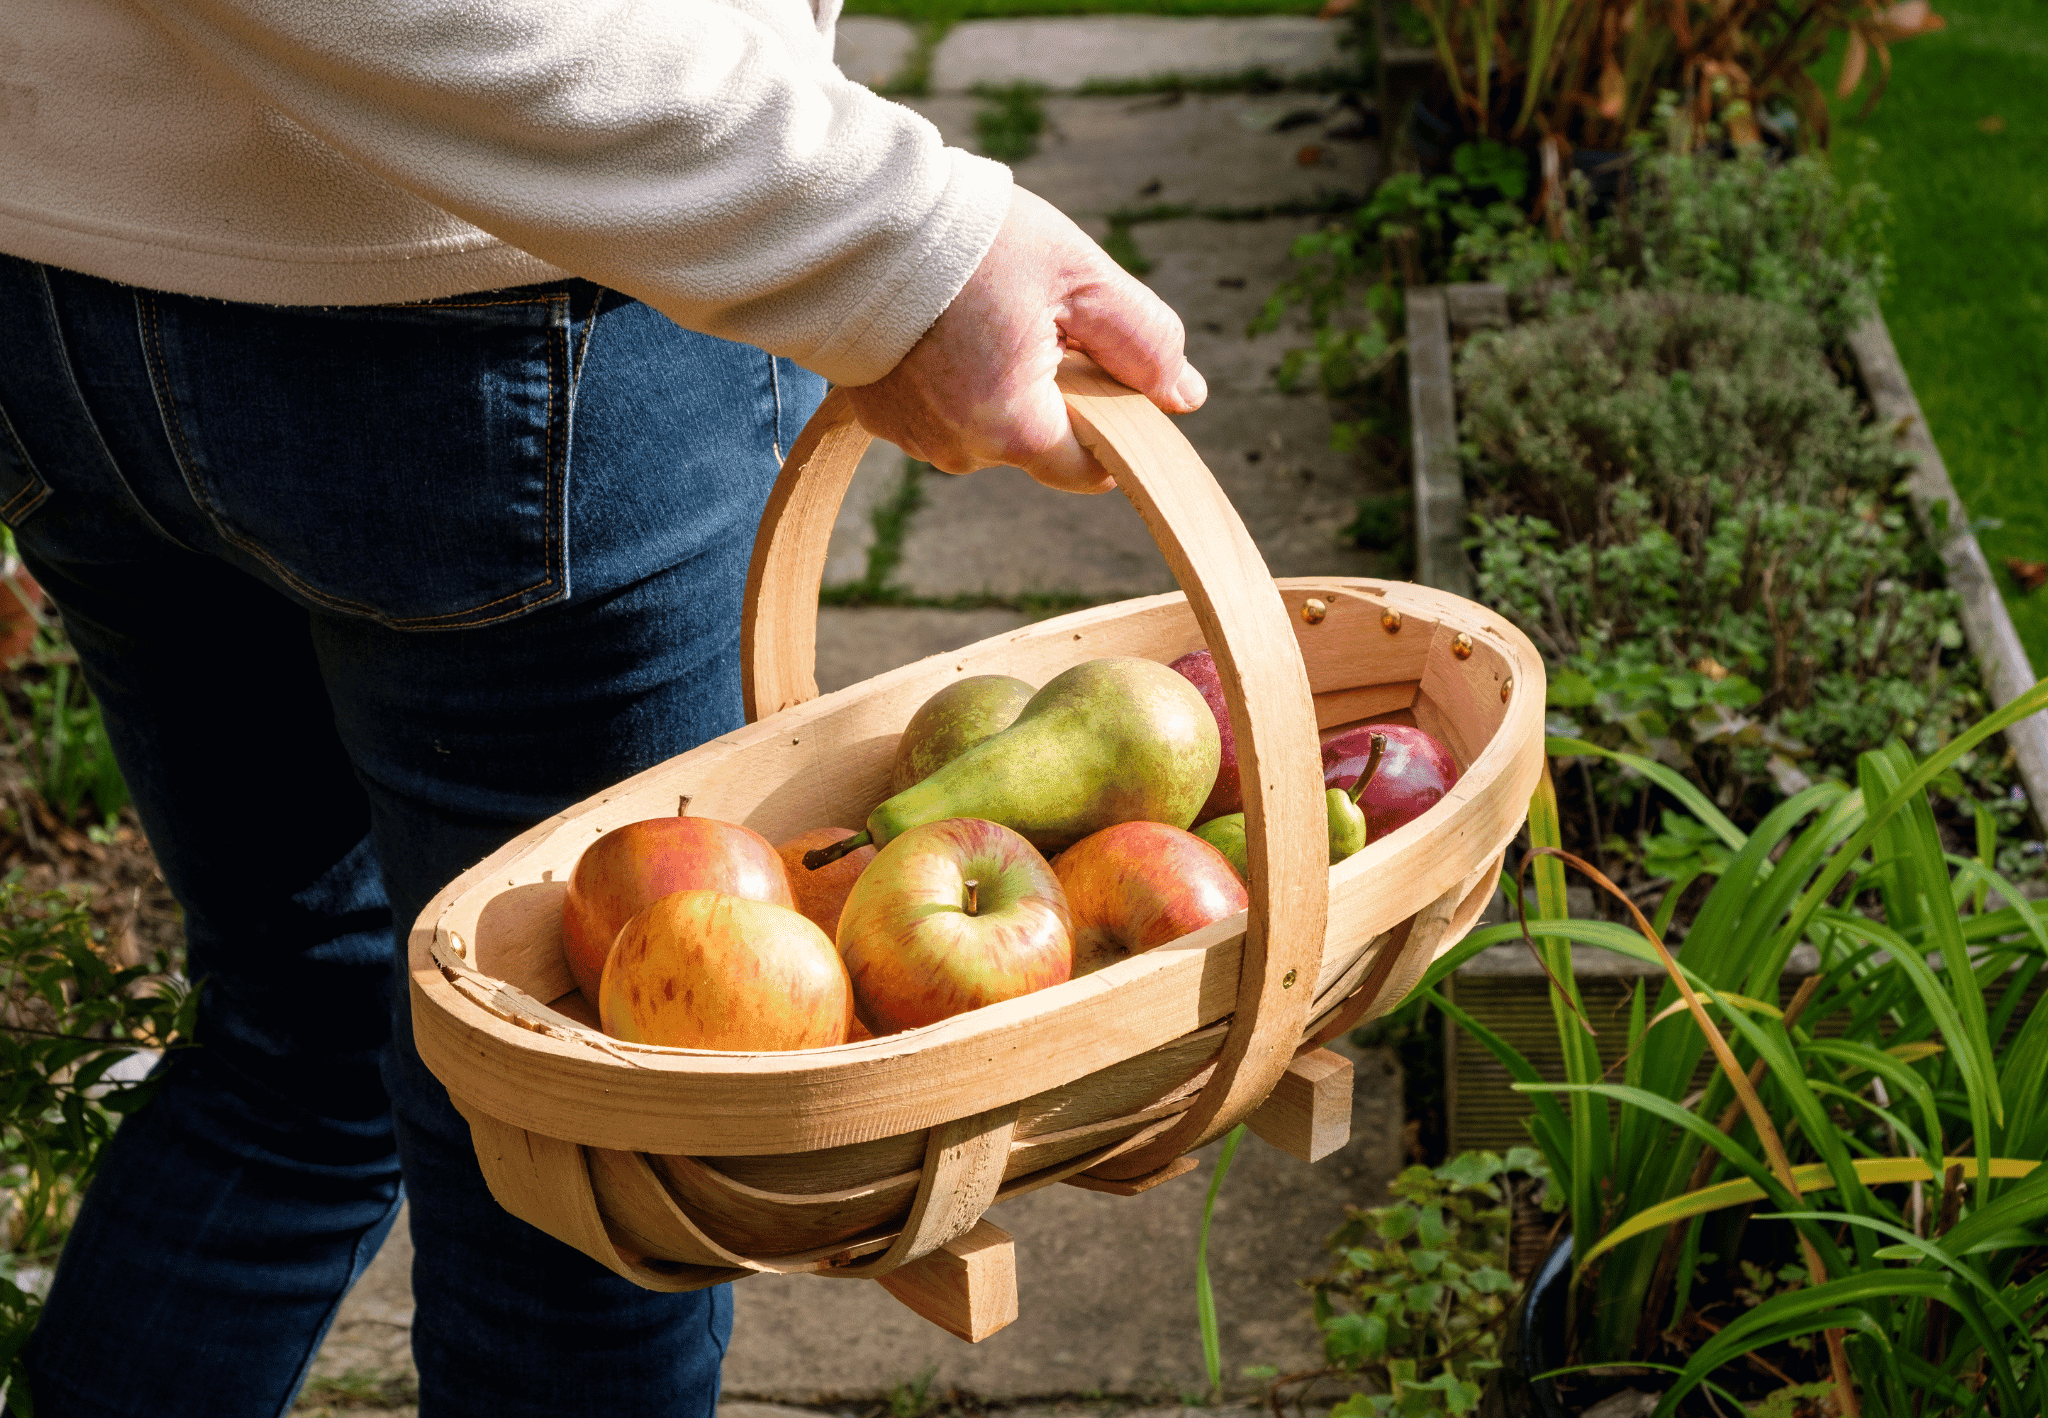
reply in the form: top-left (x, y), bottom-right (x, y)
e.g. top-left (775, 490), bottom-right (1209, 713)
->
top-left (0, 0), bottom-right (1014, 386)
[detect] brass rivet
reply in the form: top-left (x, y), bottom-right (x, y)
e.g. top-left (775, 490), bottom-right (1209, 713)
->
top-left (1501, 677), bottom-right (1514, 702)
top-left (1451, 632), bottom-right (1474, 659)
top-left (1381, 609), bottom-right (1403, 634)
top-left (1300, 597), bottom-right (1327, 625)
top-left (1281, 968), bottom-right (1298, 988)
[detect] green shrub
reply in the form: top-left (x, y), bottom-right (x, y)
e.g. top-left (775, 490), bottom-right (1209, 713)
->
top-left (1459, 289), bottom-right (2018, 841)
top-left (1304, 1151), bottom-right (1541, 1416)
top-left (2, 886), bottom-right (195, 1412)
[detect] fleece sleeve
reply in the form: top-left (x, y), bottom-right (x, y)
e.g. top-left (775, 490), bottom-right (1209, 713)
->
top-left (127, 0), bottom-right (1014, 386)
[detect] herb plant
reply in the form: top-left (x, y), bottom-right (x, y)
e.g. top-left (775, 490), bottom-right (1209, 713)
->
top-left (1458, 287), bottom-right (2017, 843)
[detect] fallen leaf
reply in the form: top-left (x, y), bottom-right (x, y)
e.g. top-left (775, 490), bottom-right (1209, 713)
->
top-left (1598, 58), bottom-right (1626, 119)
top-left (1696, 656), bottom-right (1730, 681)
top-left (1837, 30), bottom-right (1869, 96)
top-left (1878, 0), bottom-right (1947, 37)
top-left (1979, 114), bottom-right (2008, 133)
top-left (2007, 559), bottom-right (2047, 592)
top-left (1295, 144), bottom-right (1325, 167)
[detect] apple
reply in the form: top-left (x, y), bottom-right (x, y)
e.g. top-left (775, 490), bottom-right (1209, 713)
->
top-left (599, 890), bottom-right (853, 1050)
top-left (892, 675), bottom-right (1036, 792)
top-left (777, 826), bottom-right (877, 940)
top-left (1053, 821), bottom-right (1247, 976)
top-left (1322, 722), bottom-right (1459, 839)
top-left (836, 818), bottom-right (1072, 1033)
top-left (1168, 649), bottom-right (1240, 823)
top-left (561, 816), bottom-right (793, 1003)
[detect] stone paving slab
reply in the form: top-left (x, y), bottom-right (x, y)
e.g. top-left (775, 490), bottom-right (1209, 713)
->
top-left (824, 437), bottom-right (913, 587)
top-left (836, 16), bottom-right (920, 89)
top-left (905, 95), bottom-right (1370, 221)
top-left (816, 606), bottom-right (1034, 693)
top-left (930, 17), bottom-right (1346, 92)
top-left (892, 384), bottom-right (1392, 601)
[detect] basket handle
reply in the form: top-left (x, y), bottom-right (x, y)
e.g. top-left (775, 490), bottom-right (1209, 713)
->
top-left (739, 361), bottom-right (1330, 1169)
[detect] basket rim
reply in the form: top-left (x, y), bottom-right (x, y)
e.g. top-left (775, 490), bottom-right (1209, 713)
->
top-left (409, 576), bottom-right (1544, 1155)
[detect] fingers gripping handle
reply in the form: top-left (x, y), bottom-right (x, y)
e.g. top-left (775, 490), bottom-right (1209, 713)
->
top-left (737, 370), bottom-right (1328, 1162)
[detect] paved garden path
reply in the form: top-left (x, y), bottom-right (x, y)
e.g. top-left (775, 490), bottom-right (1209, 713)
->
top-left (301, 16), bottom-right (1403, 1412)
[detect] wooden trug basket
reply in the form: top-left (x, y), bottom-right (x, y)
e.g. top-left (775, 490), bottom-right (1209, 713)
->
top-left (409, 365), bottom-right (1546, 1343)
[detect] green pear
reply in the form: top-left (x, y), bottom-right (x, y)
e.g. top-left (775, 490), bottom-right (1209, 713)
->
top-left (1193, 814), bottom-right (1249, 882)
top-left (806, 658), bottom-right (1220, 868)
top-left (890, 675), bottom-right (1036, 793)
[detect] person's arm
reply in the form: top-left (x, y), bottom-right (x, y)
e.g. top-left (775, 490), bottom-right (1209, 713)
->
top-left (134, 0), bottom-right (1201, 486)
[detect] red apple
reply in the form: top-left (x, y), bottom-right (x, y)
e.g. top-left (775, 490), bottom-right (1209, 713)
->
top-left (1168, 649), bottom-right (1240, 824)
top-left (561, 816), bottom-right (793, 1003)
top-left (1053, 821), bottom-right (1247, 976)
top-left (777, 826), bottom-right (877, 940)
top-left (599, 890), bottom-right (853, 1050)
top-left (1321, 723), bottom-right (1459, 839)
top-left (836, 818), bottom-right (1072, 1033)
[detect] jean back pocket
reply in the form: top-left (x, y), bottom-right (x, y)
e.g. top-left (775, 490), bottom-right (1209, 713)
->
top-left (141, 287), bottom-right (579, 630)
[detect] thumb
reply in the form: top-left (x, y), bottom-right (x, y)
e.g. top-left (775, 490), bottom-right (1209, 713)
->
top-left (1060, 267), bottom-right (1209, 414)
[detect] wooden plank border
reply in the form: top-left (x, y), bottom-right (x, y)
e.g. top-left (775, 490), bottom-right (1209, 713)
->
top-left (1409, 282), bottom-right (2046, 822)
top-left (1847, 315), bottom-right (2048, 824)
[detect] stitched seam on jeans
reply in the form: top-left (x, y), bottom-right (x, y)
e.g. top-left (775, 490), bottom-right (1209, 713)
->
top-left (37, 267), bottom-right (200, 552)
top-left (0, 409), bottom-right (52, 525)
top-left (138, 292), bottom-right (571, 630)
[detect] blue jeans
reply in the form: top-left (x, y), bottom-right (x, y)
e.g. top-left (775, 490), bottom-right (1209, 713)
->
top-left (0, 255), bottom-right (825, 1417)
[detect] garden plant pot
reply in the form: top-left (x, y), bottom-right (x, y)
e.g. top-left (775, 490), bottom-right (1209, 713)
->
top-left (408, 363), bottom-right (1547, 1341)
top-left (1483, 1234), bottom-right (1572, 1418)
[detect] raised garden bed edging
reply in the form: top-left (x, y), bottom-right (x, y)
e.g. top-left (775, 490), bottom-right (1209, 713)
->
top-left (1406, 280), bottom-right (2048, 825)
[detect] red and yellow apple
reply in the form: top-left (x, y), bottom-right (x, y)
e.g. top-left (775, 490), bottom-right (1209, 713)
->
top-left (777, 826), bottom-right (877, 940)
top-left (561, 816), bottom-right (793, 1003)
top-left (1054, 821), bottom-right (1248, 975)
top-left (836, 817), bottom-right (1073, 1033)
top-left (599, 890), bottom-right (853, 1050)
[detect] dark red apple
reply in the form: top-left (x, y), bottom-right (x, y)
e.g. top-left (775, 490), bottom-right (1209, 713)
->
top-left (561, 816), bottom-right (793, 1003)
top-left (1168, 649), bottom-right (1240, 823)
top-left (836, 817), bottom-right (1072, 1033)
top-left (1053, 821), bottom-right (1247, 976)
top-left (1321, 723), bottom-right (1459, 839)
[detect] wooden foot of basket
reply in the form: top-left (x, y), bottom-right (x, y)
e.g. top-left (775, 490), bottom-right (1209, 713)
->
top-left (876, 1220), bottom-right (1018, 1342)
top-left (1246, 1047), bottom-right (1354, 1163)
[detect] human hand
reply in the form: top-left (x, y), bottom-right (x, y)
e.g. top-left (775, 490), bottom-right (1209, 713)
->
top-left (843, 187), bottom-right (1207, 494)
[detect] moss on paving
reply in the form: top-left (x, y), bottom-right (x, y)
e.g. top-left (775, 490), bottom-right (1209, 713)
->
top-left (1828, 0), bottom-right (2048, 674)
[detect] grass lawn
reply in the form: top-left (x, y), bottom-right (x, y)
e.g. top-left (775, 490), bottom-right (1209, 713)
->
top-left (1829, 0), bottom-right (2048, 677)
top-left (846, 0), bottom-right (1319, 20)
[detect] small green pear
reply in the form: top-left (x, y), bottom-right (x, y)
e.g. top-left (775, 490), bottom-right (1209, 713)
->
top-left (891, 675), bottom-right (1035, 792)
top-left (806, 657), bottom-right (1220, 868)
top-left (1324, 731), bottom-right (1387, 865)
top-left (1196, 732), bottom-right (1387, 879)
